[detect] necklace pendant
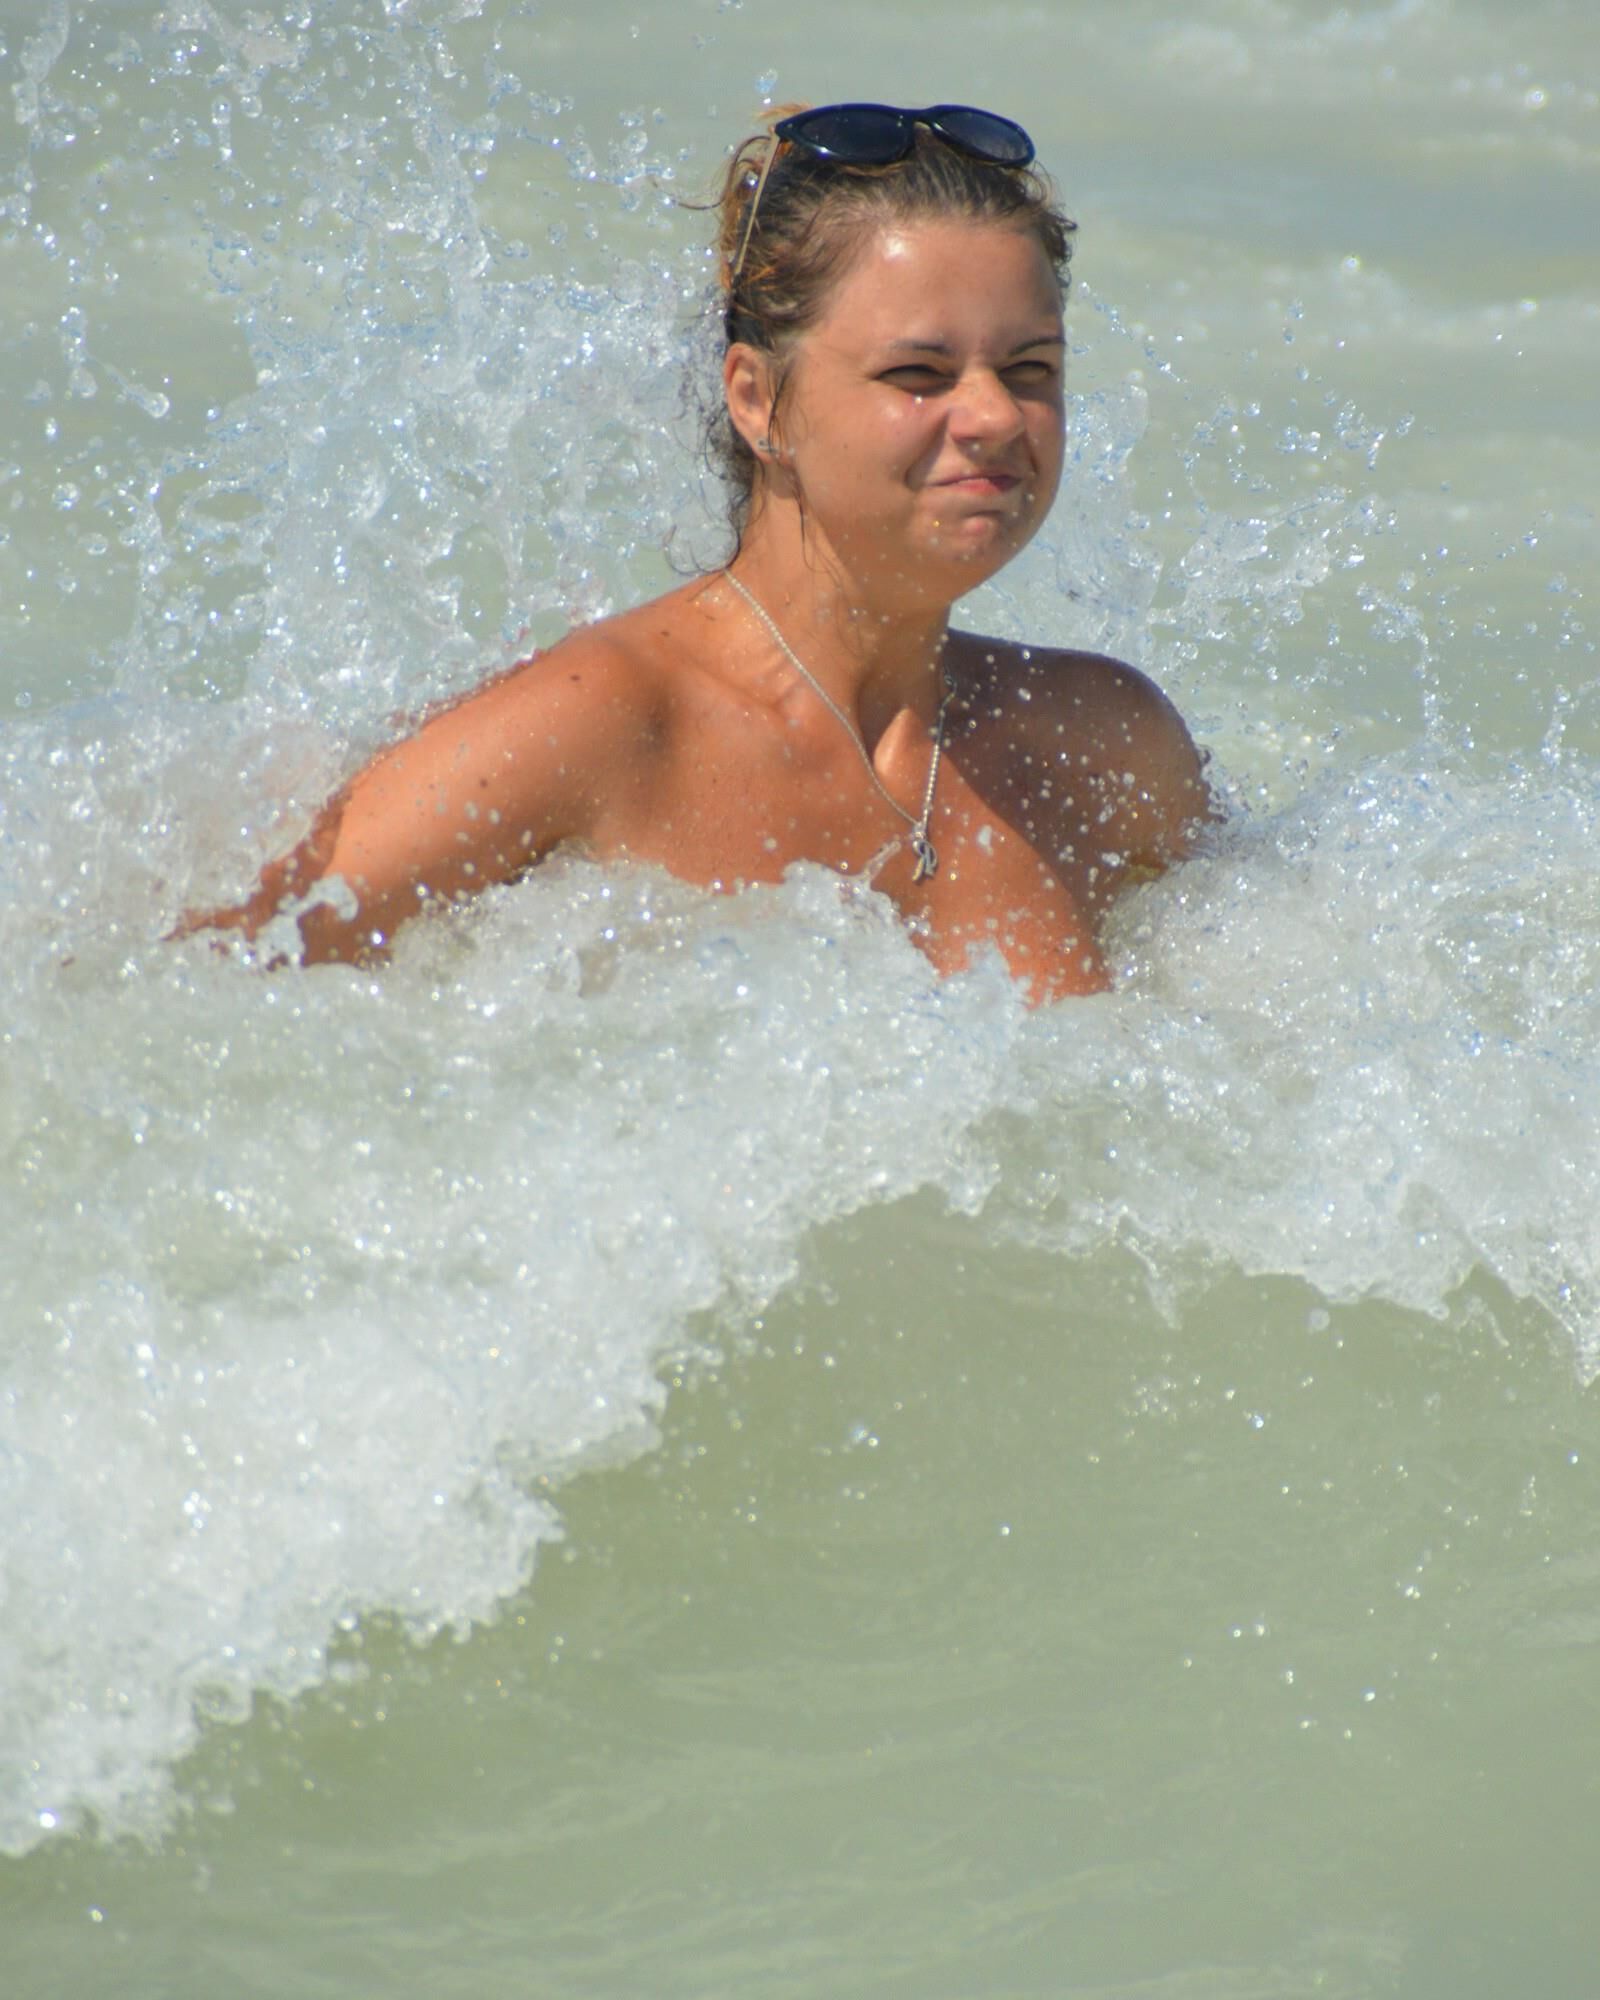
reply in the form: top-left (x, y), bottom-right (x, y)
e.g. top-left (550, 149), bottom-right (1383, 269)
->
top-left (910, 832), bottom-right (938, 882)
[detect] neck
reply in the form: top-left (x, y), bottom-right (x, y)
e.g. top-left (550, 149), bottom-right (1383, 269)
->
top-left (727, 531), bottom-right (953, 742)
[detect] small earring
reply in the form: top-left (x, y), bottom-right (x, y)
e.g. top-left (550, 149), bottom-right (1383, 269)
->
top-left (756, 436), bottom-right (775, 455)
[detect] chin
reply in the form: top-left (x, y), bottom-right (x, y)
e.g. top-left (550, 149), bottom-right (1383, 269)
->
top-left (931, 521), bottom-right (1036, 581)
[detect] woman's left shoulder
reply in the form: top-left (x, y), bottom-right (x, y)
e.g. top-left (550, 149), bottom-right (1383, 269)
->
top-left (951, 632), bottom-right (1214, 861)
top-left (951, 633), bottom-right (1185, 739)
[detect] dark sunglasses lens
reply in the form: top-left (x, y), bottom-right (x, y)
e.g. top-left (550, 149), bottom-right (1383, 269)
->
top-left (778, 104), bottom-right (912, 163)
top-left (926, 105), bottom-right (1035, 165)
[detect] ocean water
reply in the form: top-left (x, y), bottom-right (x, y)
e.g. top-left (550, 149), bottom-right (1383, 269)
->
top-left (3, 0), bottom-right (1598, 1993)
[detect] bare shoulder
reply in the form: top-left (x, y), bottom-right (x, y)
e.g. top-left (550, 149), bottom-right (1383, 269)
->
top-left (389, 582), bottom-right (715, 799)
top-left (953, 633), bottom-right (1181, 731)
top-left (463, 594), bottom-right (681, 732)
top-left (499, 572), bottom-right (733, 710)
top-left (328, 588), bottom-right (703, 883)
top-left (950, 632), bottom-right (1214, 866)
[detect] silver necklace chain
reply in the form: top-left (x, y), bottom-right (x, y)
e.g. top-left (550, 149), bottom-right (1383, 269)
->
top-left (722, 570), bottom-right (954, 882)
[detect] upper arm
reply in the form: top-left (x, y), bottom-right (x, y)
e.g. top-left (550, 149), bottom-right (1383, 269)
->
top-left (210, 637), bottom-right (655, 963)
top-left (1017, 652), bottom-right (1213, 885)
top-left (1082, 660), bottom-right (1215, 871)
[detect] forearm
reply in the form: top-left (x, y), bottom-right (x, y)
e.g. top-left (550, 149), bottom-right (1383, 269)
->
top-left (177, 787), bottom-right (447, 966)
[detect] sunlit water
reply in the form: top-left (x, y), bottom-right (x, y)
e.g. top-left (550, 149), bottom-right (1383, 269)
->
top-left (3, 1), bottom-right (1598, 1993)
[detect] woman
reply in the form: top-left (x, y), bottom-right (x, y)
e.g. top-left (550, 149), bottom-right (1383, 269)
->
top-left (191, 103), bottom-right (1211, 1001)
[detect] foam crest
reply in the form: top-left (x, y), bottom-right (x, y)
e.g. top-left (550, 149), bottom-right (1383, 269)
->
top-left (0, 860), bottom-right (1030, 1852)
top-left (10, 732), bottom-right (1600, 1853)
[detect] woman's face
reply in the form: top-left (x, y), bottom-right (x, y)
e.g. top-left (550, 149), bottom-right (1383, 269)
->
top-left (764, 218), bottom-right (1067, 604)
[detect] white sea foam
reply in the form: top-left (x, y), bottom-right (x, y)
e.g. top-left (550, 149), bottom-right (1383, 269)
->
top-left (8, 723), bottom-right (1600, 1851)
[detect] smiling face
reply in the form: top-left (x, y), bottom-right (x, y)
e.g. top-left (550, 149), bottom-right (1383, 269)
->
top-left (740, 218), bottom-right (1067, 607)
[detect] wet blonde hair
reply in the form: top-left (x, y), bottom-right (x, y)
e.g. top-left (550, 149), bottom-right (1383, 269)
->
top-left (705, 105), bottom-right (1076, 541)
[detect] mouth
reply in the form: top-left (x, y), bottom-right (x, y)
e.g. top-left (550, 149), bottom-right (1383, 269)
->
top-left (934, 470), bottom-right (1023, 498)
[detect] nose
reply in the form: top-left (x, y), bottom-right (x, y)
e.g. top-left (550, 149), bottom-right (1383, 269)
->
top-left (950, 367), bottom-right (1025, 450)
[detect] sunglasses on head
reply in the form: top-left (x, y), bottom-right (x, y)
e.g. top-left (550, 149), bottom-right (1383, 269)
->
top-left (731, 102), bottom-right (1037, 281)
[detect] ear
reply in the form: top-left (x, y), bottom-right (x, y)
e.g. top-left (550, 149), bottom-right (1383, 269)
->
top-left (723, 341), bottom-right (777, 457)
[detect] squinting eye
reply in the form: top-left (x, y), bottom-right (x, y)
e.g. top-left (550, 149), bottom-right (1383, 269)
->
top-left (881, 367), bottom-right (949, 391)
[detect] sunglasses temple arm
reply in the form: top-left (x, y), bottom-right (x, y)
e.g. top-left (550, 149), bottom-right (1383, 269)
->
top-left (730, 134), bottom-right (779, 286)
